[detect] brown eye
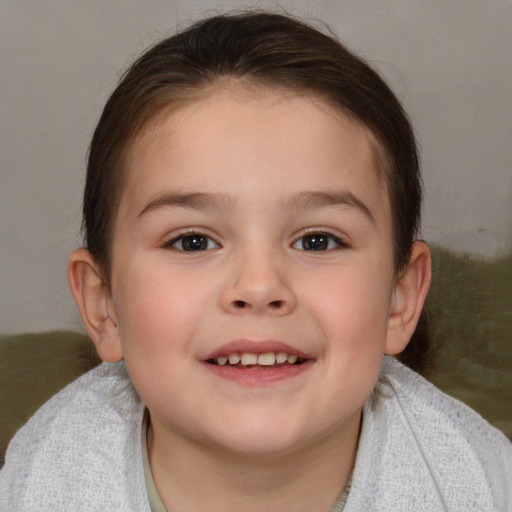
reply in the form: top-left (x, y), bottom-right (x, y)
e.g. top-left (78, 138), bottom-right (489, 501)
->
top-left (293, 232), bottom-right (346, 251)
top-left (302, 234), bottom-right (329, 250)
top-left (166, 233), bottom-right (219, 251)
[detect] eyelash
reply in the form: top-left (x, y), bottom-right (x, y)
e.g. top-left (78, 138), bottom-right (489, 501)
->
top-left (161, 230), bottom-right (349, 253)
top-left (161, 231), bottom-right (220, 252)
top-left (292, 231), bottom-right (349, 252)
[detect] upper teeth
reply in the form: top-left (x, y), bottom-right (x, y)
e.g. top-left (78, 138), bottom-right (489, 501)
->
top-left (215, 351), bottom-right (299, 366)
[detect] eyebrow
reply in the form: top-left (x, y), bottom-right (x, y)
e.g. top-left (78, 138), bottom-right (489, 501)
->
top-left (138, 189), bottom-right (375, 223)
top-left (283, 191), bottom-right (375, 224)
top-left (138, 192), bottom-right (235, 217)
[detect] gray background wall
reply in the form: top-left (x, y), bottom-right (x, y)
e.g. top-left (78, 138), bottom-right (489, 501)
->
top-left (1, 0), bottom-right (511, 334)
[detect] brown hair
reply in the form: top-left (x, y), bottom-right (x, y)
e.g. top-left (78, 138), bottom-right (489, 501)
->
top-left (83, 12), bottom-right (429, 371)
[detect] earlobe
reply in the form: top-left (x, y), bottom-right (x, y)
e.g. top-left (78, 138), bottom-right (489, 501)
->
top-left (385, 241), bottom-right (432, 355)
top-left (68, 248), bottom-right (124, 362)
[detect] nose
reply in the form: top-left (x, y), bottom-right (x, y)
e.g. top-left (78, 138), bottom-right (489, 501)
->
top-left (220, 249), bottom-right (297, 316)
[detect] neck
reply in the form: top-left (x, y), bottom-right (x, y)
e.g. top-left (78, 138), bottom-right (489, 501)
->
top-left (147, 411), bottom-right (360, 512)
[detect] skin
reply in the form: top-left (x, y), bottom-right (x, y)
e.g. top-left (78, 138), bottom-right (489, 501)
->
top-left (69, 86), bottom-right (431, 511)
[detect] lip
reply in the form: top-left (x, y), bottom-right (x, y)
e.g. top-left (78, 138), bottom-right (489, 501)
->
top-left (201, 339), bottom-right (315, 387)
top-left (204, 339), bottom-right (313, 361)
top-left (201, 358), bottom-right (315, 386)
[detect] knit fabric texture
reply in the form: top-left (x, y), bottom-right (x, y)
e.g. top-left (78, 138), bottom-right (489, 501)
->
top-left (1, 357), bottom-right (510, 511)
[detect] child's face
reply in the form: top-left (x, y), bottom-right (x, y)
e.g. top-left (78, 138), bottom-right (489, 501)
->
top-left (107, 87), bottom-right (402, 455)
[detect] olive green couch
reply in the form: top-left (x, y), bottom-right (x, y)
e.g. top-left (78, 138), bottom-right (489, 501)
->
top-left (1, 247), bottom-right (511, 467)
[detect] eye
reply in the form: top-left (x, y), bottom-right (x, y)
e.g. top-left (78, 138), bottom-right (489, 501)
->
top-left (164, 233), bottom-right (220, 252)
top-left (292, 232), bottom-right (347, 251)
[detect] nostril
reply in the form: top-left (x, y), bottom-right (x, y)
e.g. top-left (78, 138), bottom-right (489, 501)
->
top-left (230, 299), bottom-right (286, 310)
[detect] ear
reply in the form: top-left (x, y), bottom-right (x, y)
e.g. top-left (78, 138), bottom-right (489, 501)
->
top-left (68, 248), bottom-right (124, 362)
top-left (385, 241), bottom-right (432, 355)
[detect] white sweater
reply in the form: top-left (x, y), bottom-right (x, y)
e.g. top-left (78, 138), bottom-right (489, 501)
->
top-left (1, 357), bottom-right (510, 511)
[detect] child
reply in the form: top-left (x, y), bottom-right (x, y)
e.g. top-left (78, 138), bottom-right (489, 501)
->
top-left (1, 12), bottom-right (510, 512)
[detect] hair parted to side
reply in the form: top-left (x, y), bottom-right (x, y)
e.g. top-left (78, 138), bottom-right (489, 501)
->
top-left (83, 11), bottom-right (429, 371)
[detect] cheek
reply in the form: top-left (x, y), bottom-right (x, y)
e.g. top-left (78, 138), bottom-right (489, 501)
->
top-left (305, 262), bottom-right (393, 350)
top-left (112, 257), bottom-right (211, 357)
top-left (111, 261), bottom-right (208, 409)
top-left (311, 269), bottom-right (392, 412)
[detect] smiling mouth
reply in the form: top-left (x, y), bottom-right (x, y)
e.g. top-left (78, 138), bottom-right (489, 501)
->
top-left (207, 351), bottom-right (307, 369)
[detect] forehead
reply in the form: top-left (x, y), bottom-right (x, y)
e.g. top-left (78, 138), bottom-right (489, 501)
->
top-left (119, 86), bottom-right (388, 219)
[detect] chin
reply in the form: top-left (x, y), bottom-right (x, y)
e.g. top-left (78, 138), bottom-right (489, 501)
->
top-left (202, 416), bottom-right (320, 458)
top-left (214, 434), bottom-right (304, 458)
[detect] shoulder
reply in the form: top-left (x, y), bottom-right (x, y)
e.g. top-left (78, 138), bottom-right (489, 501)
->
top-left (0, 362), bottom-right (148, 511)
top-left (346, 357), bottom-right (512, 512)
top-left (379, 357), bottom-right (511, 459)
top-left (4, 362), bottom-right (142, 458)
